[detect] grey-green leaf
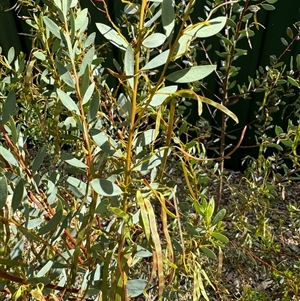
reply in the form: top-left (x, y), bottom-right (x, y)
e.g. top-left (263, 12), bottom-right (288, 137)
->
top-left (185, 17), bottom-right (227, 38)
top-left (200, 247), bottom-right (217, 260)
top-left (166, 65), bottom-right (216, 83)
top-left (91, 178), bottom-right (123, 196)
top-left (0, 146), bottom-right (18, 166)
top-left (82, 82), bottom-right (95, 105)
top-left (75, 8), bottom-right (88, 31)
top-left (43, 16), bottom-right (61, 39)
top-left (0, 176), bottom-right (8, 210)
top-left (127, 279), bottom-right (147, 297)
top-left (32, 145), bottom-right (47, 173)
top-left (142, 33), bottom-right (166, 48)
top-left (57, 89), bottom-right (80, 115)
top-left (2, 90), bottom-right (16, 123)
top-left (96, 23), bottom-right (128, 51)
top-left (150, 85), bottom-right (178, 107)
top-left (124, 45), bottom-right (135, 89)
top-left (161, 0), bottom-right (175, 41)
top-left (133, 148), bottom-right (170, 171)
top-left (142, 50), bottom-right (170, 70)
top-left (61, 152), bottom-right (87, 169)
top-left (39, 210), bottom-right (63, 235)
top-left (212, 208), bottom-right (226, 225)
top-left (56, 62), bottom-right (75, 88)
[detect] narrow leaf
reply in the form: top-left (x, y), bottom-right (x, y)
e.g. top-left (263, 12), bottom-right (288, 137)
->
top-left (124, 45), bottom-right (135, 89)
top-left (200, 247), bottom-right (217, 260)
top-left (184, 17), bottom-right (227, 38)
top-left (96, 23), bottom-right (128, 51)
top-left (0, 146), bottom-right (18, 166)
top-left (211, 232), bottom-right (229, 243)
top-left (2, 90), bottom-right (16, 123)
top-left (61, 152), bottom-right (87, 169)
top-left (161, 0), bottom-right (175, 41)
top-left (211, 208), bottom-right (226, 225)
top-left (142, 50), bottom-right (170, 70)
top-left (57, 89), bottom-right (80, 115)
top-left (166, 65), bottom-right (216, 83)
top-left (0, 176), bottom-right (8, 210)
top-left (39, 210), bottom-right (63, 235)
top-left (75, 8), bottom-right (88, 31)
top-left (31, 145), bottom-right (47, 173)
top-left (150, 85), bottom-right (178, 107)
top-left (43, 16), bottom-right (61, 39)
top-left (82, 82), bottom-right (95, 105)
top-left (12, 180), bottom-right (24, 213)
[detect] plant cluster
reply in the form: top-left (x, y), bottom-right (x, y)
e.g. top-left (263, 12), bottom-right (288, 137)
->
top-left (0, 0), bottom-right (299, 300)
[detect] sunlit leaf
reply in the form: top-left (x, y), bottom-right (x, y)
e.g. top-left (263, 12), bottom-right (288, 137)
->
top-left (185, 17), bottom-right (227, 38)
top-left (36, 260), bottom-right (54, 277)
top-left (96, 23), bottom-right (128, 51)
top-left (142, 33), bottom-right (166, 48)
top-left (166, 65), bottom-right (216, 83)
top-left (142, 50), bottom-right (170, 70)
top-left (91, 178), bottom-right (123, 196)
top-left (124, 45), bottom-right (135, 88)
top-left (82, 82), bottom-right (95, 105)
top-left (150, 85), bottom-right (178, 107)
top-left (75, 8), bottom-right (88, 31)
top-left (61, 152), bottom-right (87, 168)
top-left (162, 0), bottom-right (175, 42)
top-left (43, 16), bottom-right (61, 39)
top-left (57, 88), bottom-right (80, 115)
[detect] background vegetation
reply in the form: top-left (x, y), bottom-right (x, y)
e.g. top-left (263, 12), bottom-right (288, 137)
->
top-left (0, 0), bottom-right (299, 300)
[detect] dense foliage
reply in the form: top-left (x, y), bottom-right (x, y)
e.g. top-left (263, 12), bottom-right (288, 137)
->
top-left (0, 0), bottom-right (299, 300)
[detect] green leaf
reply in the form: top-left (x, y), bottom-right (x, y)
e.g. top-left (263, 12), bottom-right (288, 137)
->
top-left (200, 247), bottom-right (217, 260)
top-left (166, 65), bottom-right (216, 83)
top-left (275, 125), bottom-right (283, 136)
top-left (82, 82), bottom-right (95, 105)
top-left (66, 176), bottom-right (88, 197)
top-left (266, 0), bottom-right (277, 3)
top-left (117, 93), bottom-right (131, 119)
top-left (43, 16), bottom-right (61, 39)
top-left (90, 129), bottom-right (122, 158)
top-left (124, 45), bottom-right (135, 89)
top-left (57, 88), bottom-right (80, 115)
top-left (142, 33), bottom-right (166, 48)
top-left (133, 148), bottom-right (170, 171)
top-left (287, 76), bottom-right (299, 88)
top-left (261, 3), bottom-right (275, 10)
top-left (33, 51), bottom-right (46, 61)
top-left (7, 47), bottom-right (15, 64)
top-left (36, 260), bottom-right (54, 278)
top-left (133, 129), bottom-right (156, 154)
top-left (212, 208), bottom-right (226, 225)
top-left (127, 279), bottom-right (147, 297)
top-left (0, 176), bottom-right (8, 210)
top-left (12, 180), bottom-right (24, 213)
top-left (79, 46), bottom-right (95, 76)
top-left (61, 152), bottom-right (88, 169)
top-left (56, 62), bottom-right (75, 88)
top-left (91, 178), bottom-right (123, 196)
top-left (142, 50), bottom-right (170, 70)
top-left (267, 143), bottom-right (283, 151)
top-left (286, 27), bottom-right (294, 40)
top-left (75, 8), bottom-right (88, 31)
top-left (39, 210), bottom-right (63, 235)
top-left (88, 91), bottom-right (100, 121)
top-left (31, 145), bottom-right (47, 173)
top-left (0, 146), bottom-right (18, 166)
top-left (185, 17), bottom-right (227, 38)
top-left (162, 0), bottom-right (175, 42)
top-left (109, 207), bottom-right (130, 222)
top-left (172, 34), bottom-right (193, 59)
top-left (2, 90), bottom-right (16, 124)
top-left (96, 23), bottom-right (128, 51)
top-left (150, 85), bottom-right (178, 107)
top-left (211, 232), bottom-right (229, 243)
top-left (296, 54), bottom-right (300, 69)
